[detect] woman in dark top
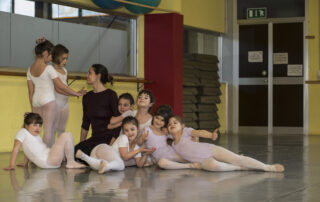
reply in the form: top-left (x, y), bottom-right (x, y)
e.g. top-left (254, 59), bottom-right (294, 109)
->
top-left (75, 64), bottom-right (121, 160)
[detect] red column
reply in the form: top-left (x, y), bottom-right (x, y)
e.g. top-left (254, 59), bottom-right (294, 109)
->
top-left (144, 13), bottom-right (183, 116)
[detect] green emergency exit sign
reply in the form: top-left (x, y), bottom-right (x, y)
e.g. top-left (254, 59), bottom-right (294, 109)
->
top-left (247, 8), bottom-right (267, 19)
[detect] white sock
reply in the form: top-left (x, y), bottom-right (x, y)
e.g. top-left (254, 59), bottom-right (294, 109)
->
top-left (78, 153), bottom-right (101, 170)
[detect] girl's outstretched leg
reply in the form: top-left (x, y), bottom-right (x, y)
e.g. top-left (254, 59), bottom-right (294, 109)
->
top-left (211, 146), bottom-right (284, 172)
top-left (158, 158), bottom-right (201, 170)
top-left (48, 132), bottom-right (85, 168)
top-left (200, 158), bottom-right (244, 171)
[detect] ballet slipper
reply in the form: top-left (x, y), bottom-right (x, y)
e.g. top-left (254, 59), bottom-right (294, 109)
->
top-left (270, 164), bottom-right (285, 172)
top-left (189, 162), bottom-right (202, 170)
top-left (98, 160), bottom-right (107, 174)
top-left (66, 161), bottom-right (86, 169)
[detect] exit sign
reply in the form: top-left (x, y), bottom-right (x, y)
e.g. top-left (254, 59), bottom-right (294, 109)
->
top-left (247, 8), bottom-right (267, 19)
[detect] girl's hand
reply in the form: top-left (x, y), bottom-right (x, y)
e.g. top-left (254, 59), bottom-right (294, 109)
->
top-left (141, 129), bottom-right (149, 141)
top-left (17, 162), bottom-right (28, 168)
top-left (212, 129), bottom-right (219, 141)
top-left (4, 166), bottom-right (15, 171)
top-left (77, 87), bottom-right (87, 97)
top-left (141, 147), bottom-right (156, 155)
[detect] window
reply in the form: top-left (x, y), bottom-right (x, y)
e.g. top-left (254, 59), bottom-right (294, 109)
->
top-left (0, 2), bottom-right (137, 76)
top-left (14, 0), bottom-right (34, 17)
top-left (52, 4), bottom-right (78, 18)
top-left (82, 9), bottom-right (105, 17)
top-left (0, 0), bottom-right (11, 13)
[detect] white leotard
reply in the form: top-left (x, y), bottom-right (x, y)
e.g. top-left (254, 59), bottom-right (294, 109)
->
top-left (54, 67), bottom-right (68, 109)
top-left (132, 110), bottom-right (152, 136)
top-left (27, 65), bottom-right (58, 107)
top-left (111, 134), bottom-right (141, 158)
top-left (15, 128), bottom-right (59, 168)
top-left (90, 135), bottom-right (141, 168)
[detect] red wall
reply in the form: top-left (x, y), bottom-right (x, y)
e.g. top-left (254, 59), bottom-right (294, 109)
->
top-left (144, 13), bottom-right (183, 116)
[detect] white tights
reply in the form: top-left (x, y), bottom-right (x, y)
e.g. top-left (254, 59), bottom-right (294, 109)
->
top-left (77, 144), bottom-right (125, 173)
top-left (54, 103), bottom-right (69, 140)
top-left (33, 101), bottom-right (57, 147)
top-left (200, 145), bottom-right (277, 172)
top-left (47, 132), bottom-right (84, 168)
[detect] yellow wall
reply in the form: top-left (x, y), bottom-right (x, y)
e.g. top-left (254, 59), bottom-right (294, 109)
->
top-left (0, 0), bottom-right (227, 152)
top-left (182, 0), bottom-right (225, 33)
top-left (308, 0), bottom-right (320, 135)
top-left (0, 75), bottom-right (138, 152)
top-left (217, 83), bottom-right (227, 134)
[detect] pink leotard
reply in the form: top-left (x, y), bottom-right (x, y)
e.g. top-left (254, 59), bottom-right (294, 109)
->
top-left (144, 127), bottom-right (179, 162)
top-left (172, 127), bottom-right (214, 163)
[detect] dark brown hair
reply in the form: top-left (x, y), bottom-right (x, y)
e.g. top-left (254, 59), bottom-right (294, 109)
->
top-left (24, 113), bottom-right (43, 127)
top-left (91, 64), bottom-right (113, 85)
top-left (52, 44), bottom-right (69, 64)
top-left (35, 40), bottom-right (53, 56)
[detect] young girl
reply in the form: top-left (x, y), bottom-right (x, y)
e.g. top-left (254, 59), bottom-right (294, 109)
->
top-left (52, 44), bottom-right (71, 141)
top-left (167, 115), bottom-right (285, 172)
top-left (139, 105), bottom-right (201, 170)
top-left (108, 92), bottom-right (135, 130)
top-left (76, 116), bottom-right (155, 174)
top-left (133, 90), bottom-right (154, 137)
top-left (4, 113), bottom-right (85, 170)
top-left (27, 38), bottom-right (86, 147)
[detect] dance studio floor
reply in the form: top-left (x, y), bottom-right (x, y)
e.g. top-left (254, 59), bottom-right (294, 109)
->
top-left (0, 133), bottom-right (320, 202)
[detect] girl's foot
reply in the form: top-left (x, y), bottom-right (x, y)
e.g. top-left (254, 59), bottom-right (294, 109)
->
top-left (75, 150), bottom-right (84, 159)
top-left (66, 161), bottom-right (86, 169)
top-left (189, 162), bottom-right (202, 169)
top-left (269, 164), bottom-right (285, 172)
top-left (98, 160), bottom-right (107, 174)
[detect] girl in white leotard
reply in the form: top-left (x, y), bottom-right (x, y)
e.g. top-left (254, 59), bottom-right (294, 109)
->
top-left (4, 113), bottom-right (85, 170)
top-left (51, 44), bottom-right (71, 141)
top-left (75, 116), bottom-right (155, 174)
top-left (27, 39), bottom-right (86, 147)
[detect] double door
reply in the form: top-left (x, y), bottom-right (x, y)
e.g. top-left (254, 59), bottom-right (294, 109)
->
top-left (238, 22), bottom-right (304, 134)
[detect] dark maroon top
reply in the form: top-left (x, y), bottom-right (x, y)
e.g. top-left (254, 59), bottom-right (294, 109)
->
top-left (81, 89), bottom-right (121, 147)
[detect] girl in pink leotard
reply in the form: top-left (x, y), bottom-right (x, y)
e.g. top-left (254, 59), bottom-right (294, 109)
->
top-left (139, 105), bottom-right (201, 170)
top-left (168, 115), bottom-right (285, 172)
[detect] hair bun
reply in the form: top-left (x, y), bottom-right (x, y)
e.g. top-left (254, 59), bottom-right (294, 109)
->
top-left (24, 112), bottom-right (31, 118)
top-left (36, 37), bottom-right (46, 45)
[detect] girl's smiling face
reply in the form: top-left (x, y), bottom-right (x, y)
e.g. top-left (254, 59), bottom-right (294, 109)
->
top-left (137, 93), bottom-right (153, 108)
top-left (118, 98), bottom-right (133, 114)
top-left (153, 115), bottom-right (165, 129)
top-left (123, 123), bottom-right (138, 142)
top-left (168, 117), bottom-right (183, 134)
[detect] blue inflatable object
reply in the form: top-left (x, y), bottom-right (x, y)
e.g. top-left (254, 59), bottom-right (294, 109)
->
top-left (91, 0), bottom-right (123, 9)
top-left (125, 0), bottom-right (161, 14)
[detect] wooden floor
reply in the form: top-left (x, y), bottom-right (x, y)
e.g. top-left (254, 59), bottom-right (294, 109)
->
top-left (0, 133), bottom-right (319, 202)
